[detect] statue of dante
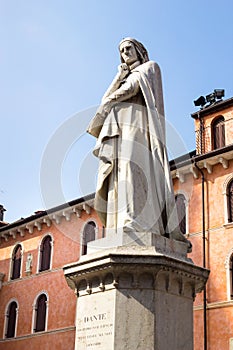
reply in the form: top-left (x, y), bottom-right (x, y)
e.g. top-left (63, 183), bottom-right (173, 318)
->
top-left (88, 38), bottom-right (191, 248)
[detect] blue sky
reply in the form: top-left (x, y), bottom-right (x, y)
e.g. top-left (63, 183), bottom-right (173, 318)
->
top-left (0, 0), bottom-right (233, 222)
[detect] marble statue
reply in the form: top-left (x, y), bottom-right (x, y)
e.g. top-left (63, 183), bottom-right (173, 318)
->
top-left (88, 38), bottom-right (191, 248)
top-left (25, 253), bottom-right (33, 273)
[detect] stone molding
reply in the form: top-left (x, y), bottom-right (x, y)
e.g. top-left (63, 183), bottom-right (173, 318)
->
top-left (64, 246), bottom-right (209, 300)
top-left (2, 267), bottom-right (62, 286)
top-left (0, 326), bottom-right (75, 342)
top-left (194, 300), bottom-right (233, 311)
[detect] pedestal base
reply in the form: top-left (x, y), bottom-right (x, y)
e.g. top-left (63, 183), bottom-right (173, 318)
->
top-left (64, 243), bottom-right (209, 350)
top-left (87, 230), bottom-right (191, 260)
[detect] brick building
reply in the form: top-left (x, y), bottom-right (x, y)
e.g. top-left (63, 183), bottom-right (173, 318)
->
top-left (0, 195), bottom-right (103, 349)
top-left (0, 94), bottom-right (233, 349)
top-left (171, 94), bottom-right (233, 349)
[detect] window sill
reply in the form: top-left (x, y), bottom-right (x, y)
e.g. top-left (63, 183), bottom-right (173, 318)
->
top-left (36, 269), bottom-right (51, 275)
top-left (223, 222), bottom-right (233, 229)
top-left (8, 277), bottom-right (22, 282)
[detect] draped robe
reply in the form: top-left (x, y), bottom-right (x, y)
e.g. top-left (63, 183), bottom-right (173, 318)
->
top-left (88, 61), bottom-right (189, 244)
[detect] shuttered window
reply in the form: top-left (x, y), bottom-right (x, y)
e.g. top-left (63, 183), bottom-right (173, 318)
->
top-left (11, 245), bottom-right (22, 280)
top-left (82, 221), bottom-right (96, 255)
top-left (34, 294), bottom-right (47, 332)
top-left (39, 236), bottom-right (52, 272)
top-left (6, 301), bottom-right (17, 338)
top-left (228, 180), bottom-right (233, 223)
top-left (213, 116), bottom-right (225, 150)
top-left (175, 194), bottom-right (186, 235)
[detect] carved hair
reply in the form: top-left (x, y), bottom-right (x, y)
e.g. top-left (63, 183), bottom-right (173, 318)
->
top-left (119, 37), bottom-right (149, 64)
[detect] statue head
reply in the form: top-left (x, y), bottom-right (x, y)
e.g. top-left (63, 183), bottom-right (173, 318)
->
top-left (119, 37), bottom-right (149, 65)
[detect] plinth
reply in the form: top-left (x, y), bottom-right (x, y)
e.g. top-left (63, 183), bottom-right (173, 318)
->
top-left (64, 235), bottom-right (209, 350)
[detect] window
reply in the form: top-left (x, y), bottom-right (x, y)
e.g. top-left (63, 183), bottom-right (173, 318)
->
top-left (212, 116), bottom-right (225, 150)
top-left (34, 294), bottom-right (47, 332)
top-left (39, 236), bottom-right (52, 272)
top-left (11, 244), bottom-right (22, 280)
top-left (5, 301), bottom-right (18, 338)
top-left (227, 180), bottom-right (233, 223)
top-left (230, 255), bottom-right (233, 300)
top-left (175, 194), bottom-right (186, 235)
top-left (82, 221), bottom-right (96, 255)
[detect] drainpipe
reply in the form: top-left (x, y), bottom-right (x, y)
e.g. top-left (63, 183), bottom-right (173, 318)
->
top-left (198, 111), bottom-right (204, 154)
top-left (194, 162), bottom-right (207, 350)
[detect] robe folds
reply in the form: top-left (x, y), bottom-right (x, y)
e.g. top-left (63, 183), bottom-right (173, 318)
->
top-left (87, 61), bottom-right (189, 244)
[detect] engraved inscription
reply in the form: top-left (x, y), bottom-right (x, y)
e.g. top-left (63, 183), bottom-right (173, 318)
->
top-left (77, 313), bottom-right (113, 348)
top-left (76, 291), bottom-right (115, 350)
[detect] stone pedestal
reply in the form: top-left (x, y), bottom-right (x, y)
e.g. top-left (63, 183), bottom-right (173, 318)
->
top-left (64, 237), bottom-right (209, 350)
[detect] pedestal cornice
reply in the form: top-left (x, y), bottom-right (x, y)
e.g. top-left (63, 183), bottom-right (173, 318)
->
top-left (64, 245), bottom-right (209, 300)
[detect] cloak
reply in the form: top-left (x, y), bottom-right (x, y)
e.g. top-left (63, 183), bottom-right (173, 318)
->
top-left (87, 61), bottom-right (188, 243)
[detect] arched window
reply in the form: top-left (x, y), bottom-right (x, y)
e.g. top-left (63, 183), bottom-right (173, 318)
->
top-left (34, 294), bottom-right (47, 332)
top-left (11, 244), bottom-right (22, 280)
top-left (230, 255), bottom-right (233, 300)
top-left (212, 116), bottom-right (225, 150)
top-left (175, 194), bottom-right (186, 235)
top-left (82, 221), bottom-right (96, 255)
top-left (227, 180), bottom-right (233, 223)
top-left (39, 236), bottom-right (52, 272)
top-left (5, 301), bottom-right (18, 338)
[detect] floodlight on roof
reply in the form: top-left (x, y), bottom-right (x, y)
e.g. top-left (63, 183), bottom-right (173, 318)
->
top-left (193, 89), bottom-right (225, 109)
top-left (194, 96), bottom-right (206, 108)
top-left (206, 93), bottom-right (216, 104)
top-left (214, 89), bottom-right (225, 100)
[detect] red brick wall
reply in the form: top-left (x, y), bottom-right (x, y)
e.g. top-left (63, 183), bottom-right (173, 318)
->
top-left (0, 209), bottom-right (102, 349)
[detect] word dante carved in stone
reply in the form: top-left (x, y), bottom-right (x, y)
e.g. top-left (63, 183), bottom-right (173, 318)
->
top-left (84, 313), bottom-right (107, 323)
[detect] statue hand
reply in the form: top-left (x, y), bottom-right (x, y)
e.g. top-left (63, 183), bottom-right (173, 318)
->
top-left (117, 63), bottom-right (129, 80)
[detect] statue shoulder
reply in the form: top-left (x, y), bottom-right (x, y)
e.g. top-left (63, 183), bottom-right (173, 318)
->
top-left (135, 61), bottom-right (164, 117)
top-left (146, 61), bottom-right (161, 74)
top-left (134, 61), bottom-right (161, 76)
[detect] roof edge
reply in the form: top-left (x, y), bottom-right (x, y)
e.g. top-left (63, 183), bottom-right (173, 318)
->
top-left (0, 192), bottom-right (95, 233)
top-left (191, 97), bottom-right (233, 119)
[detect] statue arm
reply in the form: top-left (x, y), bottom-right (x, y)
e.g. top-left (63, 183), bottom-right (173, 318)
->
top-left (101, 75), bottom-right (122, 103)
top-left (101, 64), bottom-right (130, 103)
top-left (88, 73), bottom-right (140, 138)
top-left (102, 73), bottom-right (140, 105)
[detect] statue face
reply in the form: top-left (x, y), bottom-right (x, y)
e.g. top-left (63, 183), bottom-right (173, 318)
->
top-left (119, 41), bottom-right (138, 66)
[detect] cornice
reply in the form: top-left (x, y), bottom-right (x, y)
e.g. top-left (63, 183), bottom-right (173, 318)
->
top-left (171, 144), bottom-right (233, 183)
top-left (0, 196), bottom-right (94, 243)
top-left (64, 246), bottom-right (209, 299)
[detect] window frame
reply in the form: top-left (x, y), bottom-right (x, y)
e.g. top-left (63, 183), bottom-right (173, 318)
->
top-left (212, 115), bottom-right (225, 150)
top-left (227, 180), bottom-right (233, 223)
top-left (174, 192), bottom-right (189, 236)
top-left (81, 220), bottom-right (97, 255)
top-left (32, 292), bottom-right (49, 333)
top-left (4, 299), bottom-right (19, 339)
top-left (223, 175), bottom-right (233, 226)
top-left (37, 234), bottom-right (53, 273)
top-left (225, 250), bottom-right (233, 301)
top-left (230, 255), bottom-right (233, 300)
top-left (9, 243), bottom-right (23, 281)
